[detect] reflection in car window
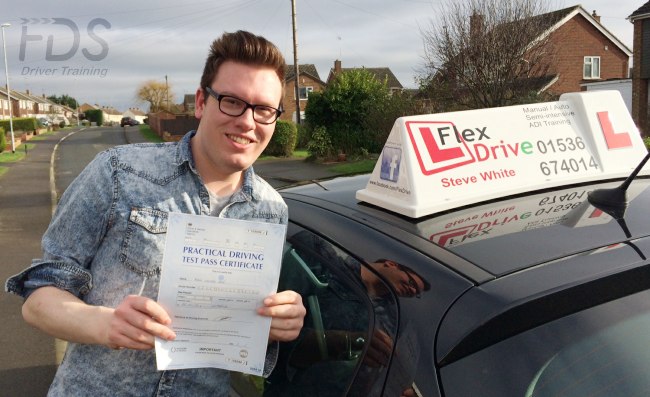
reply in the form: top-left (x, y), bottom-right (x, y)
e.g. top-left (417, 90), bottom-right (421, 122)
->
top-left (263, 228), bottom-right (374, 396)
top-left (440, 289), bottom-right (650, 396)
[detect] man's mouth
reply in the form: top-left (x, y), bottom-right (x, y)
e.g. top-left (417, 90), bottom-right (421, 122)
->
top-left (228, 134), bottom-right (253, 145)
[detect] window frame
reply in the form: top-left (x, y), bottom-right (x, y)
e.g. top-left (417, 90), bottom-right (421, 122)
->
top-left (583, 56), bottom-right (601, 79)
top-left (298, 86), bottom-right (313, 100)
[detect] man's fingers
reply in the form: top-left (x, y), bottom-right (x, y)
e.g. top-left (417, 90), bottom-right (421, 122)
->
top-left (124, 295), bottom-right (172, 325)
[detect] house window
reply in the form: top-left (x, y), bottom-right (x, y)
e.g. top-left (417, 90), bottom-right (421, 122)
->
top-left (299, 86), bottom-right (313, 100)
top-left (583, 56), bottom-right (600, 79)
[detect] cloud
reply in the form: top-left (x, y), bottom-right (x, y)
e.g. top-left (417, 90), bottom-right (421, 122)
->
top-left (0, 0), bottom-right (635, 112)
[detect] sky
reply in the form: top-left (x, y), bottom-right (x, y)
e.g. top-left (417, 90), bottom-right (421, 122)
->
top-left (0, 0), bottom-right (640, 112)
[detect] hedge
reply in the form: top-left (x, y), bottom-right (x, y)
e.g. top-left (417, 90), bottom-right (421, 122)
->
top-left (0, 126), bottom-right (5, 153)
top-left (0, 117), bottom-right (38, 132)
top-left (264, 120), bottom-right (297, 157)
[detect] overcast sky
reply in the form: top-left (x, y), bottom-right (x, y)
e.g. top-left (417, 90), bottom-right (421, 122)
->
top-left (0, 0), bottom-right (639, 112)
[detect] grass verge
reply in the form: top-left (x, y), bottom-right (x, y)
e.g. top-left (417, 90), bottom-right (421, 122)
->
top-left (327, 158), bottom-right (376, 174)
top-left (139, 125), bottom-right (164, 143)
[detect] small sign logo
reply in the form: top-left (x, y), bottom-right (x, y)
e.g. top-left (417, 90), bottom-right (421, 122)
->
top-left (380, 146), bottom-right (402, 182)
top-left (597, 111), bottom-right (632, 150)
top-left (405, 121), bottom-right (476, 175)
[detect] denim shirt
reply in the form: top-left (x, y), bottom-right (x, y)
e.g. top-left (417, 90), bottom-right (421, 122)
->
top-left (5, 131), bottom-right (287, 397)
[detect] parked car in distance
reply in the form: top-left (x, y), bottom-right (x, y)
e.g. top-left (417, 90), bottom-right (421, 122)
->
top-left (37, 117), bottom-right (50, 127)
top-left (120, 117), bottom-right (140, 127)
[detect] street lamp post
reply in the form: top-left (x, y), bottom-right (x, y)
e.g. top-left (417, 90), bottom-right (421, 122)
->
top-left (1, 23), bottom-right (15, 153)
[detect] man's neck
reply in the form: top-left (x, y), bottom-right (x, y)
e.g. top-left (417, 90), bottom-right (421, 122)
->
top-left (204, 172), bottom-right (243, 197)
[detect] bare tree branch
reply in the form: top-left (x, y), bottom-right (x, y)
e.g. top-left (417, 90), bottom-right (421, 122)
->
top-left (420, 0), bottom-right (559, 110)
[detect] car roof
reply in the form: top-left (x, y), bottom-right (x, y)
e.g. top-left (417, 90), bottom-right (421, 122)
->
top-left (281, 174), bottom-right (650, 283)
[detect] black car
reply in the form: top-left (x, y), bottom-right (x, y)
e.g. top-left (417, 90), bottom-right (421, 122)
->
top-left (231, 91), bottom-right (650, 396)
top-left (120, 116), bottom-right (140, 127)
top-left (229, 172), bottom-right (650, 397)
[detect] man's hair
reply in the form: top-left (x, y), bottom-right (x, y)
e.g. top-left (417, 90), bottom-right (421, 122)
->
top-left (200, 30), bottom-right (286, 105)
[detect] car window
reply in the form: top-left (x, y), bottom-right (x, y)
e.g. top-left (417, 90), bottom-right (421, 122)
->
top-left (440, 288), bottom-right (650, 396)
top-left (232, 226), bottom-right (375, 397)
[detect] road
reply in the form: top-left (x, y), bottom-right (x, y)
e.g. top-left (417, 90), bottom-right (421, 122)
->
top-left (0, 127), bottom-right (127, 397)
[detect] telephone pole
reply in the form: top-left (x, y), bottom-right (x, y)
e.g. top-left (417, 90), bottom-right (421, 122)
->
top-left (291, 0), bottom-right (301, 125)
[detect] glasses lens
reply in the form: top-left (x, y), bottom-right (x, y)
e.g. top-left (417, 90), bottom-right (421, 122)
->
top-left (219, 96), bottom-right (246, 117)
top-left (254, 106), bottom-right (279, 124)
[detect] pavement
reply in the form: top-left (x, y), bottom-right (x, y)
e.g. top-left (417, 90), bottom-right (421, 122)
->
top-left (0, 126), bottom-right (342, 395)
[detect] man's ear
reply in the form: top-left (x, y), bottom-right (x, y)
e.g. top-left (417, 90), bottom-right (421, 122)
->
top-left (195, 87), bottom-right (205, 119)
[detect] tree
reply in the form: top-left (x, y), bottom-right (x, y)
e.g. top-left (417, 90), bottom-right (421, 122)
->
top-left (419, 0), bottom-right (557, 110)
top-left (47, 94), bottom-right (78, 109)
top-left (136, 80), bottom-right (174, 112)
top-left (305, 69), bottom-right (391, 156)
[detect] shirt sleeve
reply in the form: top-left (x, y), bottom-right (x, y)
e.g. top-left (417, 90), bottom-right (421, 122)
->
top-left (5, 149), bottom-right (115, 299)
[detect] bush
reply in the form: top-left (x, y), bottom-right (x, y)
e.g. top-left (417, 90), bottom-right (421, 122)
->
top-left (85, 109), bottom-right (104, 126)
top-left (0, 117), bottom-right (37, 132)
top-left (644, 136), bottom-right (650, 149)
top-left (0, 127), bottom-right (5, 153)
top-left (59, 121), bottom-right (66, 128)
top-left (295, 122), bottom-right (311, 149)
top-left (307, 125), bottom-right (334, 160)
top-left (265, 120), bottom-right (297, 157)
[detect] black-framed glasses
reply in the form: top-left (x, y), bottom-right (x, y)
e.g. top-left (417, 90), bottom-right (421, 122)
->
top-left (204, 87), bottom-right (283, 125)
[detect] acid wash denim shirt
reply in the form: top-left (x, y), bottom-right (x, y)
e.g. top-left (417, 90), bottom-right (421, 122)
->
top-left (5, 131), bottom-right (287, 397)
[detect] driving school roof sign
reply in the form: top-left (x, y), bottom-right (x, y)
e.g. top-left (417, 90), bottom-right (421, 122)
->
top-left (356, 91), bottom-right (650, 218)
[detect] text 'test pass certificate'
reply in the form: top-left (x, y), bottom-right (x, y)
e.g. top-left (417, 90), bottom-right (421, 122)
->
top-left (155, 212), bottom-right (287, 376)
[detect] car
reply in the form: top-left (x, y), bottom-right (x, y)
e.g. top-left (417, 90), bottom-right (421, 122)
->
top-left (231, 91), bottom-right (650, 396)
top-left (37, 117), bottom-right (50, 127)
top-left (120, 116), bottom-right (140, 127)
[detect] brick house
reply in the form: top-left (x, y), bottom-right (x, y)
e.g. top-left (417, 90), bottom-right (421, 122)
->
top-left (282, 64), bottom-right (326, 123)
top-left (630, 1), bottom-right (650, 137)
top-left (537, 5), bottom-right (631, 96)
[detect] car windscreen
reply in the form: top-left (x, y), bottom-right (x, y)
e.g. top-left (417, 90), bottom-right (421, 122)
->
top-left (439, 287), bottom-right (650, 396)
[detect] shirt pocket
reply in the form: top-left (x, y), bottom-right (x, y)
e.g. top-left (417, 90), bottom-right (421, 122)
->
top-left (120, 208), bottom-right (168, 276)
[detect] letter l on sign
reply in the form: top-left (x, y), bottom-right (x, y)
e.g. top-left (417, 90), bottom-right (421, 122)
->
top-left (597, 111), bottom-right (632, 150)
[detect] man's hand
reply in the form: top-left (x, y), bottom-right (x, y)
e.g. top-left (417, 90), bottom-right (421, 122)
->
top-left (105, 295), bottom-right (176, 350)
top-left (257, 290), bottom-right (306, 342)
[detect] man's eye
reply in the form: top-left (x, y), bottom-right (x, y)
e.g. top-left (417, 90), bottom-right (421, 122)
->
top-left (222, 97), bottom-right (242, 107)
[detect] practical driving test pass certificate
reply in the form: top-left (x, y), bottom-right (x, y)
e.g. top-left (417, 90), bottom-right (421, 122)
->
top-left (155, 212), bottom-right (287, 376)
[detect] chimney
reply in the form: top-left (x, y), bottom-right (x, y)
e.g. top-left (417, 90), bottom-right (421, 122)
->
top-left (334, 59), bottom-right (342, 73)
top-left (26, 89), bottom-right (30, 95)
top-left (592, 10), bottom-right (600, 23)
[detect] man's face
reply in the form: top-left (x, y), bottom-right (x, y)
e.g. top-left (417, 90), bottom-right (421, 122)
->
top-left (377, 260), bottom-right (425, 298)
top-left (193, 60), bottom-right (282, 181)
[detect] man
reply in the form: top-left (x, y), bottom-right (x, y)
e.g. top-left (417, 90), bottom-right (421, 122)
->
top-left (5, 30), bottom-right (306, 396)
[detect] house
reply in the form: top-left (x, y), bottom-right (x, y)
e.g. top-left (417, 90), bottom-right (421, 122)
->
top-left (182, 94), bottom-right (196, 115)
top-left (282, 64), bottom-right (327, 122)
top-left (101, 106), bottom-right (123, 125)
top-left (630, 1), bottom-right (650, 137)
top-left (533, 6), bottom-right (631, 96)
top-left (0, 89), bottom-right (11, 120)
top-left (2, 89), bottom-right (36, 118)
top-left (123, 107), bottom-right (147, 123)
top-left (426, 5), bottom-right (631, 110)
top-left (326, 60), bottom-right (403, 95)
top-left (22, 90), bottom-right (55, 118)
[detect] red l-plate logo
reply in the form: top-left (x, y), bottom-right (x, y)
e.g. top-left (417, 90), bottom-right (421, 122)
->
top-left (597, 111), bottom-right (632, 149)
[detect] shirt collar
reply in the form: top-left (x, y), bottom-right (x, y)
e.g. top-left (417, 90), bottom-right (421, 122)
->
top-left (176, 130), bottom-right (259, 201)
